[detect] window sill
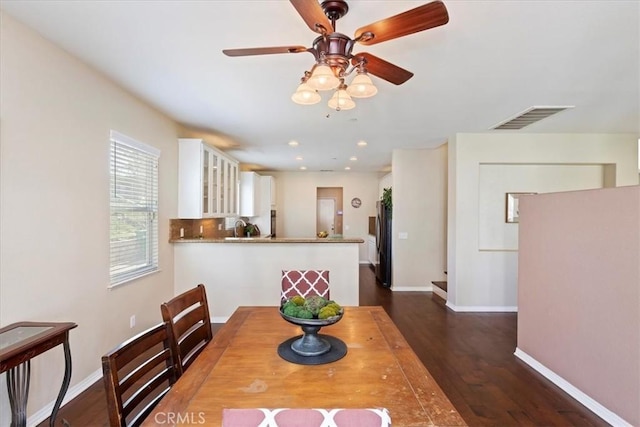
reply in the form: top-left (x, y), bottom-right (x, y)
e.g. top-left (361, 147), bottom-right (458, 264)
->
top-left (108, 269), bottom-right (161, 290)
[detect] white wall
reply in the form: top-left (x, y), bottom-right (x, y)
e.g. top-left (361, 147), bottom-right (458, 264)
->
top-left (391, 146), bottom-right (448, 290)
top-left (0, 11), bottom-right (178, 423)
top-left (478, 164), bottom-right (605, 250)
top-left (447, 133), bottom-right (639, 311)
top-left (379, 173), bottom-right (392, 197)
top-left (267, 172), bottom-right (380, 262)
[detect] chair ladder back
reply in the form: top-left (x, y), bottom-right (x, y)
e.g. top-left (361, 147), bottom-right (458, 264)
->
top-left (119, 348), bottom-right (173, 393)
top-left (161, 284), bottom-right (213, 376)
top-left (178, 324), bottom-right (210, 370)
top-left (173, 305), bottom-right (208, 339)
top-left (123, 369), bottom-right (172, 425)
top-left (164, 286), bottom-right (207, 318)
top-left (101, 322), bottom-right (178, 427)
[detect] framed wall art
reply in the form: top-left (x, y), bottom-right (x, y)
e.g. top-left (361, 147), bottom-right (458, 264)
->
top-left (505, 192), bottom-right (536, 223)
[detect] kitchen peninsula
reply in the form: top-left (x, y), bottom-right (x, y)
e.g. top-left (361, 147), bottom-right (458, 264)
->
top-left (171, 236), bottom-right (364, 321)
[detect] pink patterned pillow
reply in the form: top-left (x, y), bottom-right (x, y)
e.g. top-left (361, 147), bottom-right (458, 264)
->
top-left (281, 270), bottom-right (330, 303)
top-left (222, 408), bottom-right (391, 427)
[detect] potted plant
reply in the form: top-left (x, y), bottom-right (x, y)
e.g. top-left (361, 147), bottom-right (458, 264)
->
top-left (382, 187), bottom-right (392, 214)
top-left (245, 223), bottom-right (257, 237)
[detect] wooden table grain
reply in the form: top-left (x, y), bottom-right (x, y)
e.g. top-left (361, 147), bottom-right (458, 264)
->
top-left (143, 306), bottom-right (466, 427)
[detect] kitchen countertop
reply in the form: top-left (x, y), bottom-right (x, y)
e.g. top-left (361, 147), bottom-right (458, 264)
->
top-left (169, 236), bottom-right (365, 244)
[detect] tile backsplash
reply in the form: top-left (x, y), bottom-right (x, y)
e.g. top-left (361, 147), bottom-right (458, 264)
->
top-left (169, 218), bottom-right (232, 240)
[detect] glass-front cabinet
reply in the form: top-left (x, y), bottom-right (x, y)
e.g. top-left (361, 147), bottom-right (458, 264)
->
top-left (221, 159), bottom-right (239, 215)
top-left (210, 151), bottom-right (218, 215)
top-left (203, 151), bottom-right (210, 216)
top-left (178, 138), bottom-right (238, 218)
top-left (219, 157), bottom-right (226, 215)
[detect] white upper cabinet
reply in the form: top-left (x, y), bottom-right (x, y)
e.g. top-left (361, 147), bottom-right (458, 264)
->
top-left (261, 175), bottom-right (275, 213)
top-left (267, 176), bottom-right (276, 208)
top-left (240, 171), bottom-right (261, 217)
top-left (259, 175), bottom-right (276, 211)
top-left (178, 138), bottom-right (238, 218)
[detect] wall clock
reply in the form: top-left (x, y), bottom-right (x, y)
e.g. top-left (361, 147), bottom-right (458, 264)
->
top-left (351, 197), bottom-right (362, 208)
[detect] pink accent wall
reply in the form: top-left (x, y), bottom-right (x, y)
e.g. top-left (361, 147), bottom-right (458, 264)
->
top-left (518, 186), bottom-right (639, 425)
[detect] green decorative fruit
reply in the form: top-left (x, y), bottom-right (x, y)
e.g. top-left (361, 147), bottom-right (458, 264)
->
top-left (281, 296), bottom-right (342, 320)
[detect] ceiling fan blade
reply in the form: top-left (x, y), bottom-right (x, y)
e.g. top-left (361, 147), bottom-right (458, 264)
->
top-left (223, 46), bottom-right (309, 57)
top-left (290, 0), bottom-right (334, 34)
top-left (351, 53), bottom-right (413, 85)
top-left (354, 0), bottom-right (449, 46)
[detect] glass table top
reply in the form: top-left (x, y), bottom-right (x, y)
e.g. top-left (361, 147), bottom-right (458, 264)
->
top-left (0, 326), bottom-right (53, 351)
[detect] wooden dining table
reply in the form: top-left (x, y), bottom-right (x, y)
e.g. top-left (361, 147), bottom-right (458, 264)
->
top-left (143, 306), bottom-right (466, 426)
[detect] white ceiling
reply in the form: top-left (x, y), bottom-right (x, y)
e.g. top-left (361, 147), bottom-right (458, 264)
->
top-left (2, 0), bottom-right (638, 172)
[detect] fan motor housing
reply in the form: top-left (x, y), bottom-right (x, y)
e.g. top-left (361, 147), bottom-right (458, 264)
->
top-left (312, 33), bottom-right (354, 75)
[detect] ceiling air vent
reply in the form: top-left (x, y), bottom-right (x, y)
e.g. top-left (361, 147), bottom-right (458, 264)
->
top-left (491, 106), bottom-right (574, 130)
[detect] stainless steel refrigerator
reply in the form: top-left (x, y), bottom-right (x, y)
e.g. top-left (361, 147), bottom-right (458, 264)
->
top-left (375, 201), bottom-right (392, 288)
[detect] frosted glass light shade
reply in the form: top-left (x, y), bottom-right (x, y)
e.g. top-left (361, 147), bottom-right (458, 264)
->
top-left (328, 89), bottom-right (355, 111)
top-left (346, 73), bottom-right (378, 98)
top-left (307, 64), bottom-right (340, 91)
top-left (291, 83), bottom-right (321, 105)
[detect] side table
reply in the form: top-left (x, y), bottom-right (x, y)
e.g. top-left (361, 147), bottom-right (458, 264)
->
top-left (0, 321), bottom-right (77, 427)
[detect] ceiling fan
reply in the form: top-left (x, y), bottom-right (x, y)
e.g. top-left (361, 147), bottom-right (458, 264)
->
top-left (222, 0), bottom-right (449, 110)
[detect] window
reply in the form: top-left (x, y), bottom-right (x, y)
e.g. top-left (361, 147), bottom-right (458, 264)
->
top-left (109, 130), bottom-right (160, 287)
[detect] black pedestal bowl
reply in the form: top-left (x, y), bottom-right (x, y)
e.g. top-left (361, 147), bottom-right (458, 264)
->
top-left (278, 308), bottom-right (347, 365)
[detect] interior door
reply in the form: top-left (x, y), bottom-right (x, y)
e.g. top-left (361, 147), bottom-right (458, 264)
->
top-left (317, 198), bottom-right (336, 235)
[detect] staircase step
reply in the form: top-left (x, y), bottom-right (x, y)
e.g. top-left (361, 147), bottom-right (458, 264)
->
top-left (431, 281), bottom-right (447, 292)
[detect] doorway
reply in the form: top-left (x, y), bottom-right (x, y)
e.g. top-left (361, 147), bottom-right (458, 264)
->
top-left (317, 198), bottom-right (336, 235)
top-left (316, 187), bottom-right (343, 236)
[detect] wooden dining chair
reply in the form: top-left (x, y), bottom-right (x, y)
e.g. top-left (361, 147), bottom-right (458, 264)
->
top-left (161, 284), bottom-right (213, 376)
top-left (281, 270), bottom-right (330, 303)
top-left (101, 322), bottom-right (178, 427)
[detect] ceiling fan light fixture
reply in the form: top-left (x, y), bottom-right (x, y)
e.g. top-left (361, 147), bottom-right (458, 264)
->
top-left (328, 87), bottom-right (355, 111)
top-left (291, 82), bottom-right (321, 105)
top-left (224, 0), bottom-right (451, 117)
top-left (347, 73), bottom-right (377, 98)
top-left (307, 64), bottom-right (340, 91)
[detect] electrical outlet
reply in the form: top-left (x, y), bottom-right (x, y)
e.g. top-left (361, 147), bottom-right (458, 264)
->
top-left (129, 315), bottom-right (136, 328)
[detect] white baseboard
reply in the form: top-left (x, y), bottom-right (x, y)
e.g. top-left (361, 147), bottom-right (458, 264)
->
top-left (514, 348), bottom-right (632, 427)
top-left (445, 302), bottom-right (518, 312)
top-left (27, 368), bottom-right (103, 427)
top-left (391, 285), bottom-right (432, 292)
top-left (212, 316), bottom-right (230, 323)
top-left (432, 286), bottom-right (447, 300)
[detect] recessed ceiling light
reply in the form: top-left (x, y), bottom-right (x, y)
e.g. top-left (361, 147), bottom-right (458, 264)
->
top-left (345, 166), bottom-right (351, 170)
top-left (349, 156), bottom-right (358, 161)
top-left (357, 140), bottom-right (367, 147)
top-left (300, 166), bottom-right (307, 170)
top-left (288, 140), bottom-right (299, 147)
top-left (295, 156), bottom-right (303, 161)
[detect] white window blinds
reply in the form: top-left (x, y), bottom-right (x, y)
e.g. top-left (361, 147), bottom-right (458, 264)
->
top-left (109, 131), bottom-right (160, 287)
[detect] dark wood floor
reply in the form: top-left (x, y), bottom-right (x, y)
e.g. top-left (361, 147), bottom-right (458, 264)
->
top-left (40, 266), bottom-right (607, 426)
